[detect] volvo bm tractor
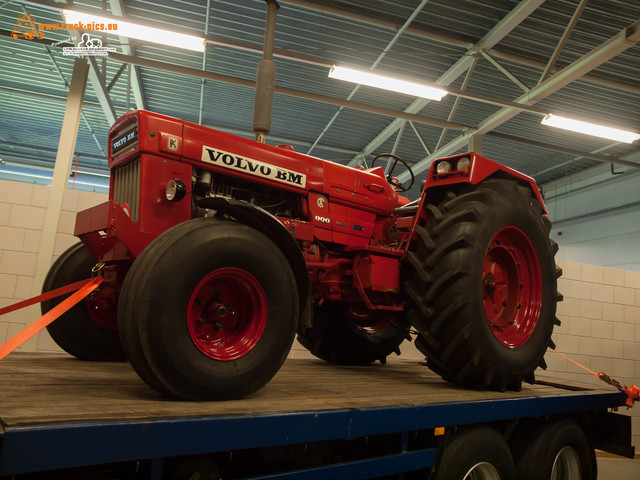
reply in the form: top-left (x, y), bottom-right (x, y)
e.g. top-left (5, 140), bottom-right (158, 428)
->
top-left (42, 109), bottom-right (561, 400)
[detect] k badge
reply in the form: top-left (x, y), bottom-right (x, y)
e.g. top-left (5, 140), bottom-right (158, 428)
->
top-left (167, 136), bottom-right (180, 152)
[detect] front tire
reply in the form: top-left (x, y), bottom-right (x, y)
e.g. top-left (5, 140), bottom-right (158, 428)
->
top-left (41, 243), bottom-right (125, 361)
top-left (404, 179), bottom-right (561, 391)
top-left (297, 301), bottom-right (406, 365)
top-left (118, 218), bottom-right (299, 400)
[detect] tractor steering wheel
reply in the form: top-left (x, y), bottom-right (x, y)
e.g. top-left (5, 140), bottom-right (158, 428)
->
top-left (371, 153), bottom-right (415, 193)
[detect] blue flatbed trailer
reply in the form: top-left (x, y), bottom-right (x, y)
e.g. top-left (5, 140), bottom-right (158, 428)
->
top-left (0, 353), bottom-right (633, 479)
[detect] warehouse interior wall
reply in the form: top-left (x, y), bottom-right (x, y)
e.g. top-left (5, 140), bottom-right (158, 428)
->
top-left (0, 179), bottom-right (108, 351)
top-left (1, 178), bottom-right (639, 449)
top-left (544, 162), bottom-right (640, 272)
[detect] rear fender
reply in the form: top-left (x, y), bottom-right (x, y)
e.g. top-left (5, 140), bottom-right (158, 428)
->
top-left (199, 197), bottom-right (312, 330)
top-left (425, 153), bottom-right (546, 213)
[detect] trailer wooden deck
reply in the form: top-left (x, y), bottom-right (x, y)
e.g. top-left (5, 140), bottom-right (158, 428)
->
top-left (0, 352), bottom-right (619, 429)
top-left (0, 352), bottom-right (629, 477)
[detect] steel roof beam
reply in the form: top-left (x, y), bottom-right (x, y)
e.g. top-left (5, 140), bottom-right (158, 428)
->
top-left (435, 58), bottom-right (478, 151)
top-left (347, 0), bottom-right (545, 165)
top-left (485, 132), bottom-right (640, 168)
top-left (0, 141), bottom-right (107, 161)
top-left (108, 0), bottom-right (145, 110)
top-left (396, 19), bottom-right (640, 182)
top-left (101, 51), bottom-right (468, 131)
top-left (22, 0), bottom-right (640, 97)
top-left (41, 45), bottom-right (106, 157)
top-left (60, 12), bottom-right (118, 125)
top-left (539, 0), bottom-right (589, 84)
top-left (282, 0), bottom-right (640, 96)
top-left (305, 0), bottom-right (430, 155)
top-left (480, 50), bottom-right (530, 92)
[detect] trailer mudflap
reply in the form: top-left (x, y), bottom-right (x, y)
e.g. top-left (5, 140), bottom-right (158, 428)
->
top-left (591, 410), bottom-right (635, 458)
top-left (75, 200), bottom-right (155, 262)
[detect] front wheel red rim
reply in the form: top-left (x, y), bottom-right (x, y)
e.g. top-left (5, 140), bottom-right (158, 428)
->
top-left (482, 226), bottom-right (542, 348)
top-left (187, 267), bottom-right (268, 361)
top-left (85, 285), bottom-right (119, 331)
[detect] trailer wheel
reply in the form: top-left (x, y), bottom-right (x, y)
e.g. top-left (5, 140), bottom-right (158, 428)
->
top-left (513, 420), bottom-right (595, 480)
top-left (405, 179), bottom-right (560, 391)
top-left (296, 301), bottom-right (406, 365)
top-left (434, 427), bottom-right (516, 480)
top-left (41, 243), bottom-right (125, 361)
top-left (118, 218), bottom-right (298, 400)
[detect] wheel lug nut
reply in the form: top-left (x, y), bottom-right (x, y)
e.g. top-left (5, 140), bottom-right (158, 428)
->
top-left (213, 321), bottom-right (223, 332)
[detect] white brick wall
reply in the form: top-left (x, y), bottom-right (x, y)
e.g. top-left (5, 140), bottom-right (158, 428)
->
top-left (541, 260), bottom-right (640, 450)
top-left (0, 179), bottom-right (107, 353)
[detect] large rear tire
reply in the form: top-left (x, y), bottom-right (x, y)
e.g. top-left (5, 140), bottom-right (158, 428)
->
top-left (296, 301), bottom-right (406, 365)
top-left (404, 179), bottom-right (561, 391)
top-left (118, 218), bottom-right (298, 400)
top-left (41, 243), bottom-right (125, 361)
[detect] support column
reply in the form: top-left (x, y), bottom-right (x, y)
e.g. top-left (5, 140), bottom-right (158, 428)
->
top-left (469, 134), bottom-right (483, 154)
top-left (23, 57), bottom-right (89, 352)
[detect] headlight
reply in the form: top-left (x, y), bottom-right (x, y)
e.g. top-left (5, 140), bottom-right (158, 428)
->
top-left (456, 156), bottom-right (471, 172)
top-left (436, 161), bottom-right (452, 174)
top-left (166, 179), bottom-right (187, 201)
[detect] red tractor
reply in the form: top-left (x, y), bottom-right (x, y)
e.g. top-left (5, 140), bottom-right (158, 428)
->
top-left (42, 110), bottom-right (561, 400)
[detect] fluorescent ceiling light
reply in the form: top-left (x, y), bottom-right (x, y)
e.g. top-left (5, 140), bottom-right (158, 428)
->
top-left (63, 10), bottom-right (205, 52)
top-left (329, 65), bottom-right (447, 101)
top-left (541, 114), bottom-right (639, 144)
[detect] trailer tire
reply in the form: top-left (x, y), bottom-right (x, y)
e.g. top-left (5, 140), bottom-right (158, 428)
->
top-left (296, 301), bottom-right (406, 365)
top-left (119, 218), bottom-right (298, 400)
top-left (405, 179), bottom-right (560, 391)
top-left (513, 419), bottom-right (595, 480)
top-left (42, 242), bottom-right (125, 361)
top-left (434, 427), bottom-right (516, 480)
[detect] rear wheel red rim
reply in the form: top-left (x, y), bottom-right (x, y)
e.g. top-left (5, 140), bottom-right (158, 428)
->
top-left (482, 226), bottom-right (542, 348)
top-left (187, 268), bottom-right (268, 361)
top-left (346, 304), bottom-right (390, 333)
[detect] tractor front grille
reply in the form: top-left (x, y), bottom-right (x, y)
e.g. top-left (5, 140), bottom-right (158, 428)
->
top-left (113, 159), bottom-right (141, 222)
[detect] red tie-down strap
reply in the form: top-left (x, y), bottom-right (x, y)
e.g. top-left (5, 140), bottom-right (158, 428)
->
top-left (550, 348), bottom-right (639, 408)
top-left (0, 278), bottom-right (103, 360)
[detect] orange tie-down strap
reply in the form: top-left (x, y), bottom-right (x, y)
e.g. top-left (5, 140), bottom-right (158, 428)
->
top-left (549, 347), bottom-right (639, 409)
top-left (0, 277), bottom-right (103, 361)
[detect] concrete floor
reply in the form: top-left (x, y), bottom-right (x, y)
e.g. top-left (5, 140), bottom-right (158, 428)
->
top-left (597, 456), bottom-right (640, 479)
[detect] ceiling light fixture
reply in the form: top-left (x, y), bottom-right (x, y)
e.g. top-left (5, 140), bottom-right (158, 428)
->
top-left (541, 114), bottom-right (640, 144)
top-left (329, 65), bottom-right (447, 101)
top-left (63, 10), bottom-right (205, 52)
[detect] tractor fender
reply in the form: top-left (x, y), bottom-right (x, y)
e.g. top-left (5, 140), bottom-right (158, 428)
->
top-left (199, 197), bottom-right (312, 330)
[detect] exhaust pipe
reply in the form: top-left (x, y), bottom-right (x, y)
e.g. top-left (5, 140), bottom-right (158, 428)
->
top-left (253, 0), bottom-right (279, 143)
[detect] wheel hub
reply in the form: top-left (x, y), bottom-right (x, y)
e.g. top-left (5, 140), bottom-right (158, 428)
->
top-left (187, 268), bottom-right (267, 361)
top-left (84, 284), bottom-right (119, 331)
top-left (482, 226), bottom-right (542, 348)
